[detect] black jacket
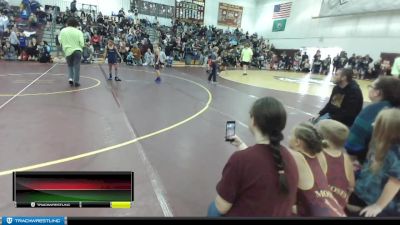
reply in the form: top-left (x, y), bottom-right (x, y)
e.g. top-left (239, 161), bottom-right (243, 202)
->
top-left (319, 80), bottom-right (364, 127)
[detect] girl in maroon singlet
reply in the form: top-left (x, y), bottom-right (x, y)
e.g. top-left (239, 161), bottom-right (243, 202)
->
top-left (289, 123), bottom-right (346, 217)
top-left (316, 120), bottom-right (355, 211)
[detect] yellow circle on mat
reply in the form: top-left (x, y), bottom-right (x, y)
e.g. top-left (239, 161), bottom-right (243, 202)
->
top-left (0, 75), bottom-right (101, 97)
top-left (0, 71), bottom-right (212, 176)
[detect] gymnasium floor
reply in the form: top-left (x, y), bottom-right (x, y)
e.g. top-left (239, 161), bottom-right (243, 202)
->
top-left (0, 61), bottom-right (371, 217)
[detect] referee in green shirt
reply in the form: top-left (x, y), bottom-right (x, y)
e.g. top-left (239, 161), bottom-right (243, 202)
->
top-left (59, 17), bottom-right (84, 87)
top-left (391, 57), bottom-right (400, 78)
top-left (241, 43), bottom-right (253, 76)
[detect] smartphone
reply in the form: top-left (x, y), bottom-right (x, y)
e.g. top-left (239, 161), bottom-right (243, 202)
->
top-left (225, 121), bottom-right (236, 142)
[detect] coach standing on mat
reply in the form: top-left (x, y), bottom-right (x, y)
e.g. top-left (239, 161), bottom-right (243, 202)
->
top-left (59, 17), bottom-right (84, 87)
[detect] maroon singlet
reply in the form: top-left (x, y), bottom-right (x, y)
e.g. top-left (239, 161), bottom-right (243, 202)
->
top-left (296, 153), bottom-right (346, 217)
top-left (323, 152), bottom-right (350, 210)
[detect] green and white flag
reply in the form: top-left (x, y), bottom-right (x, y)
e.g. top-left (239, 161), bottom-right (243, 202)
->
top-left (272, 19), bottom-right (287, 32)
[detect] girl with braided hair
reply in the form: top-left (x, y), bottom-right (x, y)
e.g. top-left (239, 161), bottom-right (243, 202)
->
top-left (289, 122), bottom-right (346, 217)
top-left (208, 97), bottom-right (299, 217)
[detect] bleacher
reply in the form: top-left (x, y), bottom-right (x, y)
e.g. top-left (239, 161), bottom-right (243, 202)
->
top-left (1, 1), bottom-right (48, 56)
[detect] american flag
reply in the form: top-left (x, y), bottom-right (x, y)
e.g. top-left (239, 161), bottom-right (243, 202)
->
top-left (273, 2), bottom-right (293, 19)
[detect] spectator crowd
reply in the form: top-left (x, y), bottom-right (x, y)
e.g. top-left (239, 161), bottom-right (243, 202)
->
top-left (0, 0), bottom-right (397, 81)
top-left (1, 0), bottom-right (400, 218)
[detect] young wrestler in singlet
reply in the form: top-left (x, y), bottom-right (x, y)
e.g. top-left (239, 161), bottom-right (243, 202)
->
top-left (316, 120), bottom-right (355, 211)
top-left (104, 39), bottom-right (122, 81)
top-left (154, 44), bottom-right (166, 84)
top-left (289, 123), bottom-right (346, 217)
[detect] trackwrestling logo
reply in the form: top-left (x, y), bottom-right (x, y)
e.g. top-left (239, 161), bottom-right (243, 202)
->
top-left (2, 217), bottom-right (65, 225)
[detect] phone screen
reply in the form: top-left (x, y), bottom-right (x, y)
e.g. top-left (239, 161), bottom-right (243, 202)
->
top-left (225, 121), bottom-right (236, 141)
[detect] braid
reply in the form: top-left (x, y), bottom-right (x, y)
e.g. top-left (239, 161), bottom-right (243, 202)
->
top-left (295, 123), bottom-right (324, 154)
top-left (309, 124), bottom-right (323, 140)
top-left (250, 97), bottom-right (288, 194)
top-left (308, 124), bottom-right (324, 152)
top-left (312, 126), bottom-right (324, 141)
top-left (269, 130), bottom-right (289, 194)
